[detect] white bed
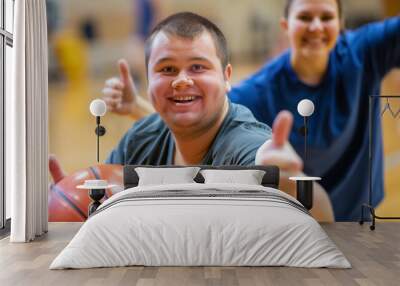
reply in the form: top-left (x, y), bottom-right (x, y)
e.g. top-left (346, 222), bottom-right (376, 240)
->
top-left (50, 178), bottom-right (350, 269)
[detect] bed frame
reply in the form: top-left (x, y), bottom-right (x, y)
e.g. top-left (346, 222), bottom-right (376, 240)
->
top-left (123, 165), bottom-right (280, 190)
top-left (123, 165), bottom-right (315, 210)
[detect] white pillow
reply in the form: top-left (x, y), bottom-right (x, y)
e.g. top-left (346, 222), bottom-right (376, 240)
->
top-left (200, 169), bottom-right (266, 185)
top-left (135, 167), bottom-right (200, 186)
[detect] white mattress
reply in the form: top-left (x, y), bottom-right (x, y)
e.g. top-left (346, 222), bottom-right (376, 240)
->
top-left (50, 183), bottom-right (351, 269)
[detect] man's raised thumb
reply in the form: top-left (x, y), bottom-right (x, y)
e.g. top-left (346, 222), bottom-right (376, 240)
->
top-left (272, 110), bottom-right (293, 148)
top-left (118, 59), bottom-right (132, 87)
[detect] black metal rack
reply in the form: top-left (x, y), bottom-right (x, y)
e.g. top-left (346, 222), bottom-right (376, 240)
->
top-left (360, 95), bottom-right (400, 230)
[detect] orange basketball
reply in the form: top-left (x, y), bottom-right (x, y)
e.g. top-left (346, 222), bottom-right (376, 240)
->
top-left (48, 164), bottom-right (123, 222)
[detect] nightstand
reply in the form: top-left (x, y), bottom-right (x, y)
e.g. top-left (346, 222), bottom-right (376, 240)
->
top-left (289, 176), bottom-right (321, 210)
top-left (77, 180), bottom-right (116, 216)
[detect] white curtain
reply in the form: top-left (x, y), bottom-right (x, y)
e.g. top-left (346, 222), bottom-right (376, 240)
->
top-left (7, 0), bottom-right (49, 242)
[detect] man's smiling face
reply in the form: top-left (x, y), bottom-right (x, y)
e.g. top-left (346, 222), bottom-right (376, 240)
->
top-left (146, 31), bottom-right (232, 135)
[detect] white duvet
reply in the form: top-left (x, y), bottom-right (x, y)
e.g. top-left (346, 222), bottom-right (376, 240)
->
top-left (50, 183), bottom-right (351, 269)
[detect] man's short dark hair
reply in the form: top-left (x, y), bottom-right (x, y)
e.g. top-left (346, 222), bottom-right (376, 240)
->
top-left (144, 12), bottom-right (229, 71)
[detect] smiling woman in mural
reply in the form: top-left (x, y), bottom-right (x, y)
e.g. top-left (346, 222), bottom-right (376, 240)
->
top-left (229, 0), bottom-right (400, 221)
top-left (103, 0), bottom-right (400, 221)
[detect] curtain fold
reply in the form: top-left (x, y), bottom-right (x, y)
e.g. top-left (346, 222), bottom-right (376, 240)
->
top-left (8, 0), bottom-right (49, 242)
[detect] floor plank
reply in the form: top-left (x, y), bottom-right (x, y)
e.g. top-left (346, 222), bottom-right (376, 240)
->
top-left (0, 222), bottom-right (399, 286)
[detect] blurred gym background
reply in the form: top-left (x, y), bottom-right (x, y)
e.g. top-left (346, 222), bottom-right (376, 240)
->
top-left (47, 0), bottom-right (400, 216)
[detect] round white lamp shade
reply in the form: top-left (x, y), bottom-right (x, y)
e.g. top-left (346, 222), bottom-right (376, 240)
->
top-left (90, 99), bottom-right (107, 117)
top-left (297, 99), bottom-right (315, 117)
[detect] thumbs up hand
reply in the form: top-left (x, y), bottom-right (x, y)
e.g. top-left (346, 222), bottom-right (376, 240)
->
top-left (256, 110), bottom-right (303, 171)
top-left (102, 59), bottom-right (139, 115)
top-left (255, 111), bottom-right (303, 195)
top-left (256, 111), bottom-right (334, 221)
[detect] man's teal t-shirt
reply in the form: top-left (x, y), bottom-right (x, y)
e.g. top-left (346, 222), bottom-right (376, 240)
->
top-left (106, 102), bottom-right (271, 166)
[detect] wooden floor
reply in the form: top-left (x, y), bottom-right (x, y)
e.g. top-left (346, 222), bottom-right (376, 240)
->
top-left (0, 223), bottom-right (399, 286)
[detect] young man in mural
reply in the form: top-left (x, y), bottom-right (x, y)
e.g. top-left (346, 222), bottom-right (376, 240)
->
top-left (51, 12), bottom-right (333, 221)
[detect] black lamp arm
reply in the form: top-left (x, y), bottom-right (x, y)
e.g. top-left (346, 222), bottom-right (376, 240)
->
top-left (94, 116), bottom-right (106, 163)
